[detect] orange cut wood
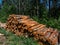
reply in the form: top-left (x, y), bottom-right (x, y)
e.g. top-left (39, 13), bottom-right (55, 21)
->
top-left (6, 14), bottom-right (58, 45)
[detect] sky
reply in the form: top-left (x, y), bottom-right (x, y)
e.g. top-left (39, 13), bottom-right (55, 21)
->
top-left (40, 0), bottom-right (49, 9)
top-left (0, 0), bottom-right (2, 5)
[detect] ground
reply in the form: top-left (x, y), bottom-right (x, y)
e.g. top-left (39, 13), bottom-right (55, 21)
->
top-left (0, 28), bottom-right (40, 45)
top-left (0, 33), bottom-right (6, 45)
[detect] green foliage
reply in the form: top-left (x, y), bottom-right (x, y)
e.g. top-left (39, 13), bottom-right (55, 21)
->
top-left (49, 7), bottom-right (60, 19)
top-left (44, 18), bottom-right (60, 30)
top-left (39, 4), bottom-right (48, 19)
top-left (0, 3), bottom-right (16, 23)
top-left (32, 15), bottom-right (40, 22)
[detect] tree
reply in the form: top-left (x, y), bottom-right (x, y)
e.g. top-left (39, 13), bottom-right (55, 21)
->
top-left (49, 0), bottom-right (59, 19)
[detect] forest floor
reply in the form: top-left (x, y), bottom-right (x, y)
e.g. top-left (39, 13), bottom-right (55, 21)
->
top-left (0, 28), bottom-right (40, 45)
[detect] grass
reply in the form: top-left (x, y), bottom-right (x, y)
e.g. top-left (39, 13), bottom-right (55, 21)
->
top-left (0, 28), bottom-right (39, 45)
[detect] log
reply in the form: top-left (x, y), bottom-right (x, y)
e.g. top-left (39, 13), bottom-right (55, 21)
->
top-left (5, 14), bottom-right (58, 45)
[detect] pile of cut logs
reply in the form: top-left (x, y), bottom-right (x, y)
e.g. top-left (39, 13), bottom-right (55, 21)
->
top-left (6, 14), bottom-right (58, 45)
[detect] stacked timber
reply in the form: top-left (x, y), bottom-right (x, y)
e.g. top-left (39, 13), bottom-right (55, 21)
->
top-left (6, 14), bottom-right (58, 45)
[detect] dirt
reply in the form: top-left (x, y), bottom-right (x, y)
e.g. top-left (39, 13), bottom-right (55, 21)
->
top-left (0, 22), bottom-right (6, 28)
top-left (0, 33), bottom-right (6, 45)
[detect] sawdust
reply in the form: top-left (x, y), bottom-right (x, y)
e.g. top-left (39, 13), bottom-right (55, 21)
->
top-left (0, 22), bottom-right (6, 28)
